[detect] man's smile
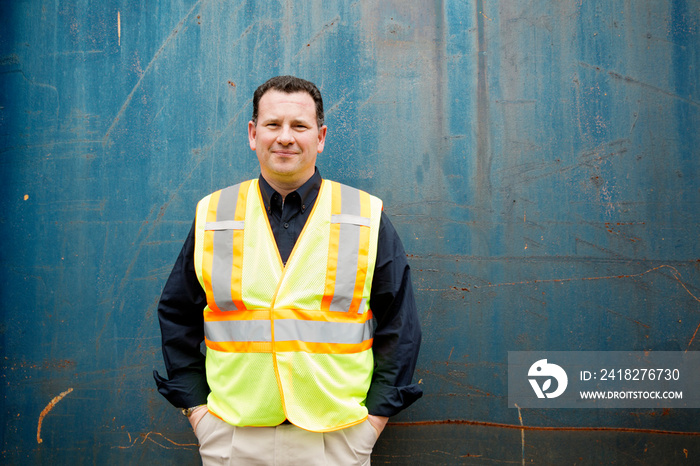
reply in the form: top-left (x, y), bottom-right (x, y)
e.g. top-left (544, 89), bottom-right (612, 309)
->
top-left (271, 149), bottom-right (300, 156)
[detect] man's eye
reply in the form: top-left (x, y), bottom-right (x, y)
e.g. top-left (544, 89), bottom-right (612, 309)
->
top-left (266, 123), bottom-right (278, 128)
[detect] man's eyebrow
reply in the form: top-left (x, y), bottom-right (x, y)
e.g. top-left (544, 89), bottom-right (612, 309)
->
top-left (260, 115), bottom-right (313, 125)
top-left (291, 117), bottom-right (312, 125)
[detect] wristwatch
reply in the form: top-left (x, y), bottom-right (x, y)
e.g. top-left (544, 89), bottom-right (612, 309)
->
top-left (182, 405), bottom-right (205, 417)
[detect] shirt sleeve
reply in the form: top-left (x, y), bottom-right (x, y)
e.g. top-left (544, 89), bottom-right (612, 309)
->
top-left (152, 220), bottom-right (211, 409)
top-left (365, 211), bottom-right (423, 417)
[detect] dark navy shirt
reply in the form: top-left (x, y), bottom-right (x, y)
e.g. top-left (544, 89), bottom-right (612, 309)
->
top-left (154, 169), bottom-right (422, 418)
top-left (258, 172), bottom-right (318, 265)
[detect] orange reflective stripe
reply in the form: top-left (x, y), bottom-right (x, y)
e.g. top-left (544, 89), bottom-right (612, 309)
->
top-left (274, 339), bottom-right (373, 354)
top-left (205, 338), bottom-right (272, 353)
top-left (321, 223), bottom-right (340, 311)
top-left (348, 190), bottom-right (372, 314)
top-left (230, 226), bottom-right (245, 309)
top-left (348, 226), bottom-right (370, 314)
top-left (204, 308), bottom-right (272, 322)
top-left (321, 181), bottom-right (342, 311)
top-left (230, 180), bottom-right (252, 310)
top-left (202, 190), bottom-right (222, 312)
top-left (206, 338), bottom-right (372, 355)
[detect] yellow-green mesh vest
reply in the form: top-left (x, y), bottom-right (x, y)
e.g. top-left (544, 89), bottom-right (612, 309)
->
top-left (193, 179), bottom-right (382, 432)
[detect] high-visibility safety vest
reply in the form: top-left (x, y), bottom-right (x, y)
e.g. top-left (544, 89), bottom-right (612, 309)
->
top-left (193, 178), bottom-right (383, 432)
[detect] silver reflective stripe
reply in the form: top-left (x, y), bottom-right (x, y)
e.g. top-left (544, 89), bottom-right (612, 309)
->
top-left (340, 183), bottom-right (362, 217)
top-left (211, 184), bottom-right (241, 311)
top-left (330, 222), bottom-right (360, 312)
top-left (331, 214), bottom-right (370, 227)
top-left (205, 320), bottom-right (272, 342)
top-left (329, 184), bottom-right (364, 313)
top-left (205, 220), bottom-right (244, 230)
top-left (274, 319), bottom-right (373, 344)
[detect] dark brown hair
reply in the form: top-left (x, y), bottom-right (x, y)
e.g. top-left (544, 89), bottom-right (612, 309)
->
top-left (251, 76), bottom-right (324, 128)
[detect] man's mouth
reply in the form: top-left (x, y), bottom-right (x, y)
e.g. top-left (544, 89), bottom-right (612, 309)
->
top-left (272, 150), bottom-right (299, 157)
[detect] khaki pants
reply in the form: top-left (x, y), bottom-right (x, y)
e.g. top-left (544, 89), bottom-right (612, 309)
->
top-left (194, 412), bottom-right (379, 465)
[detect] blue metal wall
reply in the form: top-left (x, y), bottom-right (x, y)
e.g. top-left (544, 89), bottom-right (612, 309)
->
top-left (2, 0), bottom-right (698, 463)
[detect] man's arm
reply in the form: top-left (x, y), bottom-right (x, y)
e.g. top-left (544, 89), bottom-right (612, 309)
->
top-left (365, 211), bottom-right (423, 426)
top-left (153, 220), bottom-right (211, 409)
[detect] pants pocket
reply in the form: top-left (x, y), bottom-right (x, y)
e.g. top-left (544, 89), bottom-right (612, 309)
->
top-left (343, 419), bottom-right (379, 462)
top-left (196, 413), bottom-right (234, 465)
top-left (194, 411), bottom-right (214, 442)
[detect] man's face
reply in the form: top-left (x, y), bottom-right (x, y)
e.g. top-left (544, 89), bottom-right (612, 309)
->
top-left (248, 90), bottom-right (327, 192)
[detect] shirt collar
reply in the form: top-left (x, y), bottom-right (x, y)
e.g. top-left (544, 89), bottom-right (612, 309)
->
top-left (258, 167), bottom-right (322, 214)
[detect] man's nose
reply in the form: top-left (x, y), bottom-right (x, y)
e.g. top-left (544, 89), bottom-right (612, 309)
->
top-left (277, 125), bottom-right (295, 145)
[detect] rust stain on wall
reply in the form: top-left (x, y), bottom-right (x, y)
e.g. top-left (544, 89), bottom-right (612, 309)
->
top-left (37, 388), bottom-right (73, 444)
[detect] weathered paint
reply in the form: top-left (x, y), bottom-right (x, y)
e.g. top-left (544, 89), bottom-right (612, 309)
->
top-left (1, 0), bottom-right (699, 463)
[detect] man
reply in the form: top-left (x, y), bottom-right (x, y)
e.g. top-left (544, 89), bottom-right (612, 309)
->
top-left (154, 76), bottom-right (422, 465)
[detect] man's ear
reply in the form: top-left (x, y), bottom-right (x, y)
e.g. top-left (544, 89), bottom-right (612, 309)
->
top-left (248, 121), bottom-right (257, 151)
top-left (317, 125), bottom-right (327, 153)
